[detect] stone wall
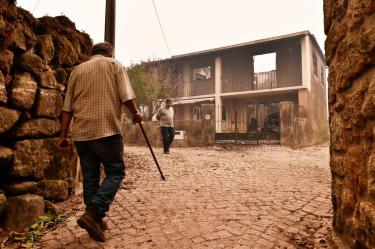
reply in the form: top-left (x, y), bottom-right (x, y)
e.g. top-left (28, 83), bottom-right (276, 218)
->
top-left (0, 0), bottom-right (92, 231)
top-left (124, 104), bottom-right (216, 147)
top-left (324, 0), bottom-right (375, 248)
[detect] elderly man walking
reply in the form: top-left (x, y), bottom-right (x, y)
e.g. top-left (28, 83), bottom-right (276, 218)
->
top-left (56, 42), bottom-right (142, 242)
top-left (156, 98), bottom-right (175, 154)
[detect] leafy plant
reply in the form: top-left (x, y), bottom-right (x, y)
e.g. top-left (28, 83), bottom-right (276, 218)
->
top-left (126, 60), bottom-right (179, 121)
top-left (11, 212), bottom-right (66, 248)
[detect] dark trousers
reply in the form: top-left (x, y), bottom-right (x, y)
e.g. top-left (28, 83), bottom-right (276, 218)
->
top-left (74, 134), bottom-right (125, 218)
top-left (161, 127), bottom-right (175, 152)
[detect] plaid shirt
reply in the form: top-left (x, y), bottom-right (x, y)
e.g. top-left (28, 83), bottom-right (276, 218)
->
top-left (62, 55), bottom-right (135, 141)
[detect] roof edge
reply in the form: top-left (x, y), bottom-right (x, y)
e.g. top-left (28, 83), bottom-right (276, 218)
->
top-left (171, 31), bottom-right (311, 60)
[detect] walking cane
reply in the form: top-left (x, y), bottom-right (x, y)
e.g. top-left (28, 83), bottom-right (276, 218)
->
top-left (138, 123), bottom-right (166, 181)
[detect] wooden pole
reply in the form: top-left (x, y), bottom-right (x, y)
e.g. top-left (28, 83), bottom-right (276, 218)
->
top-left (104, 0), bottom-right (116, 54)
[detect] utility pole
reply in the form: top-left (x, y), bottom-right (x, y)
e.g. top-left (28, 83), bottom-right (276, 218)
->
top-left (104, 0), bottom-right (116, 55)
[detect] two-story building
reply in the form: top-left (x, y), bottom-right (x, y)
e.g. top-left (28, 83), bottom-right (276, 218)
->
top-left (163, 31), bottom-right (328, 144)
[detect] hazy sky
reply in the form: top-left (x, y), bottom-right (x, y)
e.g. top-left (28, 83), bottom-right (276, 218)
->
top-left (17, 0), bottom-right (325, 66)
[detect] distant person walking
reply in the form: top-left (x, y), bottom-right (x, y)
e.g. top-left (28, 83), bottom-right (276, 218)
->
top-left (56, 42), bottom-right (142, 242)
top-left (156, 98), bottom-right (175, 154)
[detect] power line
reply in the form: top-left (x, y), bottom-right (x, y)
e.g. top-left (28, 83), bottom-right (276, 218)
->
top-left (151, 0), bottom-right (172, 57)
top-left (32, 0), bottom-right (42, 14)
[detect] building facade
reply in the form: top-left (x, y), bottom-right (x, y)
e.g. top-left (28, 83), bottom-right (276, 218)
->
top-left (166, 31), bottom-right (328, 144)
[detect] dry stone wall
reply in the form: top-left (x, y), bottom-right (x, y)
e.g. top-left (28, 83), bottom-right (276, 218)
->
top-left (0, 0), bottom-right (92, 231)
top-left (324, 0), bottom-right (375, 248)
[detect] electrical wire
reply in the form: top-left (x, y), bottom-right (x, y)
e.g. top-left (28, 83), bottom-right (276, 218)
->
top-left (151, 0), bottom-right (172, 57)
top-left (32, 0), bottom-right (42, 14)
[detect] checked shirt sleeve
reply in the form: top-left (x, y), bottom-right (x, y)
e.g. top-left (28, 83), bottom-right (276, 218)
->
top-left (62, 71), bottom-right (76, 113)
top-left (116, 63), bottom-right (136, 103)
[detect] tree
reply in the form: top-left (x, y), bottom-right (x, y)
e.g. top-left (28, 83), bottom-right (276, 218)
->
top-left (126, 60), bottom-right (179, 121)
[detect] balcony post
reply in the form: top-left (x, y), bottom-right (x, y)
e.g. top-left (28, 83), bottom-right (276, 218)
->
top-left (215, 56), bottom-right (222, 133)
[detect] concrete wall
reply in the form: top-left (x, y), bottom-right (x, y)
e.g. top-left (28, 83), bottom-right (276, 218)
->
top-left (297, 35), bottom-right (329, 146)
top-left (220, 93), bottom-right (298, 133)
top-left (124, 104), bottom-right (215, 147)
top-left (280, 101), bottom-right (326, 149)
top-left (176, 55), bottom-right (215, 97)
top-left (175, 39), bottom-right (304, 97)
top-left (324, 0), bottom-right (375, 248)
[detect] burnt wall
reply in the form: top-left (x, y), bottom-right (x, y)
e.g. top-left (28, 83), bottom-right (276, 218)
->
top-left (124, 104), bottom-right (215, 147)
top-left (0, 0), bottom-right (92, 231)
top-left (324, 0), bottom-right (375, 248)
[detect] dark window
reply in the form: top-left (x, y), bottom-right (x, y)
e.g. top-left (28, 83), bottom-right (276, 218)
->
top-left (313, 54), bottom-right (318, 76)
top-left (193, 106), bottom-right (201, 120)
top-left (192, 66), bottom-right (211, 81)
top-left (222, 106), bottom-right (227, 121)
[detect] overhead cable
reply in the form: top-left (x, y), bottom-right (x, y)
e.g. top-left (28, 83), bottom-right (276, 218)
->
top-left (151, 0), bottom-right (172, 56)
top-left (32, 0), bottom-right (42, 14)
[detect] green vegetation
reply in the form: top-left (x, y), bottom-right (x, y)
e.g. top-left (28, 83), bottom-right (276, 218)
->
top-left (126, 60), bottom-right (178, 120)
top-left (11, 212), bottom-right (66, 248)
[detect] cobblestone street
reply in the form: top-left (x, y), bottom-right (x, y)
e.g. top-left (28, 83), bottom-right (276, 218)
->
top-left (39, 145), bottom-right (336, 249)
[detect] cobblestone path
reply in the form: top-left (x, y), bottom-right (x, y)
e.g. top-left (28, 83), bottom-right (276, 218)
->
top-left (39, 145), bottom-right (336, 249)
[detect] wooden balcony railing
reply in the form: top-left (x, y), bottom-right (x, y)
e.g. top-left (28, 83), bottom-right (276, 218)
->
top-left (176, 79), bottom-right (215, 97)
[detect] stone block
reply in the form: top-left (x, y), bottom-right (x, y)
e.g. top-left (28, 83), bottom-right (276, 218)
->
top-left (329, 114), bottom-right (346, 151)
top-left (0, 145), bottom-right (13, 168)
top-left (10, 72), bottom-right (37, 110)
top-left (37, 180), bottom-right (68, 201)
top-left (17, 7), bottom-right (38, 29)
top-left (35, 34), bottom-right (54, 64)
top-left (323, 0), bottom-right (348, 34)
top-left (9, 118), bottom-right (61, 139)
top-left (333, 27), bottom-right (375, 91)
top-left (331, 176), bottom-right (343, 211)
top-left (0, 49), bottom-right (14, 74)
top-left (368, 150), bottom-right (375, 195)
top-left (0, 71), bottom-right (7, 104)
top-left (359, 202), bottom-right (375, 231)
top-left (348, 0), bottom-right (375, 17)
top-left (11, 138), bottom-right (76, 180)
top-left (0, 0), bottom-right (17, 21)
top-left (341, 186), bottom-right (355, 211)
top-left (5, 194), bottom-right (44, 232)
top-left (346, 147), bottom-right (367, 194)
top-left (2, 181), bottom-right (37, 196)
top-left (324, 19), bottom-right (348, 65)
top-left (0, 15), bottom-right (5, 33)
top-left (339, 81), bottom-right (368, 128)
top-left (361, 76), bottom-right (375, 118)
top-left (53, 35), bottom-right (79, 66)
top-left (38, 67), bottom-right (60, 89)
top-left (44, 199), bottom-right (57, 215)
top-left (11, 23), bottom-right (26, 52)
top-left (0, 106), bottom-right (21, 135)
top-left (17, 52), bottom-right (47, 76)
top-left (34, 89), bottom-right (63, 118)
top-left (0, 193), bottom-right (6, 216)
top-left (55, 68), bottom-right (68, 84)
top-left (22, 23), bottom-right (37, 50)
top-left (330, 154), bottom-right (345, 177)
